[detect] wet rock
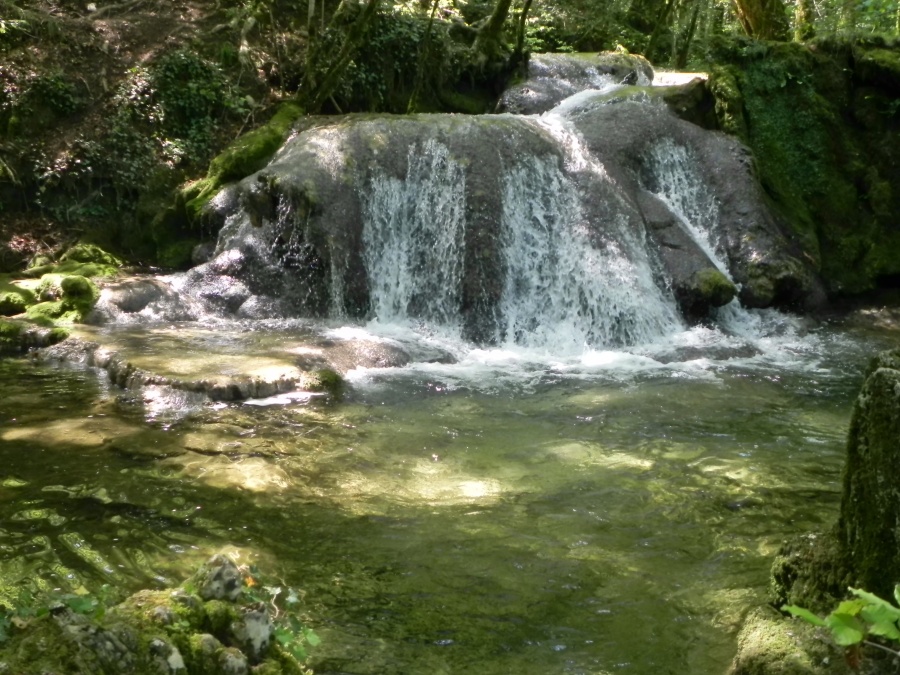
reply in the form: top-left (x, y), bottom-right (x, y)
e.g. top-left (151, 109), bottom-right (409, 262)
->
top-left (496, 52), bottom-right (654, 114)
top-left (193, 554), bottom-right (244, 601)
top-left (638, 190), bottom-right (736, 320)
top-left (230, 601), bottom-right (273, 663)
top-left (88, 276), bottom-right (198, 324)
top-left (188, 101), bottom-right (820, 343)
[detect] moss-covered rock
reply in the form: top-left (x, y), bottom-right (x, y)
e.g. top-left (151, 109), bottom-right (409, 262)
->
top-left (0, 278), bottom-right (36, 316)
top-left (728, 608), bottom-right (851, 675)
top-left (23, 242), bottom-right (123, 279)
top-left (836, 349), bottom-right (900, 601)
top-left (744, 349), bottom-right (900, 672)
top-left (0, 554), bottom-right (314, 675)
top-left (0, 317), bottom-right (69, 352)
top-left (303, 368), bottom-right (344, 399)
top-left (706, 38), bottom-right (900, 296)
top-left (181, 102), bottom-right (305, 227)
top-left (694, 267), bottom-right (737, 307)
top-left (22, 273), bottom-right (100, 324)
top-left (0, 316), bottom-right (26, 351)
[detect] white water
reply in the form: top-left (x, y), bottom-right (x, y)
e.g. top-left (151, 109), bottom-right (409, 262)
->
top-left (495, 157), bottom-right (680, 351)
top-left (362, 139), bottom-right (466, 333)
top-left (642, 138), bottom-right (728, 277)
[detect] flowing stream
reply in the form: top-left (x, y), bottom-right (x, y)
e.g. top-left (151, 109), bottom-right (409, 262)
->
top-left (1, 313), bottom-right (897, 674)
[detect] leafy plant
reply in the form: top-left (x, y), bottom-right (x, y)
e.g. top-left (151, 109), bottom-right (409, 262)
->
top-left (240, 565), bottom-right (321, 663)
top-left (0, 584), bottom-right (120, 644)
top-left (784, 586), bottom-right (900, 668)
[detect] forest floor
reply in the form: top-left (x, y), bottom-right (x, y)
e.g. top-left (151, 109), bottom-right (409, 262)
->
top-left (1, 0), bottom-right (268, 266)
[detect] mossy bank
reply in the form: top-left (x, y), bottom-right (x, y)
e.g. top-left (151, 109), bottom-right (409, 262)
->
top-left (707, 37), bottom-right (900, 297)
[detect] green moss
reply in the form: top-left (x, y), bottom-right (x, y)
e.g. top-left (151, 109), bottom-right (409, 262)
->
top-left (694, 268), bottom-right (737, 307)
top-left (707, 39), bottom-right (900, 295)
top-left (0, 278), bottom-right (36, 316)
top-left (305, 368), bottom-right (344, 399)
top-left (203, 599), bottom-right (237, 635)
top-left (23, 243), bottom-right (122, 279)
top-left (25, 300), bottom-right (78, 324)
top-left (59, 243), bottom-right (123, 268)
top-left (182, 102), bottom-right (305, 226)
top-left (729, 608), bottom-right (848, 675)
top-left (707, 66), bottom-right (748, 138)
top-left (158, 239), bottom-right (199, 270)
top-left (0, 317), bottom-right (25, 351)
top-left (47, 326), bottom-right (71, 344)
top-left (24, 274), bottom-right (99, 324)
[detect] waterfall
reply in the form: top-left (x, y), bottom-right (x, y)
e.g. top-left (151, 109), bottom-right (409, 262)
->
top-left (496, 157), bottom-right (681, 351)
top-left (362, 139), bottom-right (466, 330)
top-left (642, 138), bottom-right (729, 277)
top-left (358, 128), bottom-right (682, 351)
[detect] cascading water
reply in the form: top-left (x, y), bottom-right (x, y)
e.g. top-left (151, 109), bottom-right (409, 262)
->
top-left (361, 139), bottom-right (466, 331)
top-left (496, 157), bottom-right (681, 351)
top-left (642, 138), bottom-right (728, 277)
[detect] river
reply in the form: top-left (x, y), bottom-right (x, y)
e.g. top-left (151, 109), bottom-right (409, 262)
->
top-left (1, 307), bottom-right (895, 674)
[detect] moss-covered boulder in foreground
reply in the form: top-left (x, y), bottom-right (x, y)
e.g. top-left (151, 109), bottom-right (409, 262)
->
top-left (836, 349), bottom-right (900, 601)
top-left (0, 279), bottom-right (36, 316)
top-left (24, 274), bottom-right (100, 324)
top-left (0, 554), bottom-right (313, 675)
top-left (734, 349), bottom-right (900, 673)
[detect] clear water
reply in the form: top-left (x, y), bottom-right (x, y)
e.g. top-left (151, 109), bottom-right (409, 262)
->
top-left (0, 312), bottom-right (895, 674)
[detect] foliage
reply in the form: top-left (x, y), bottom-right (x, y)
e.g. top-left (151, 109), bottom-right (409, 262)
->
top-left (0, 584), bottom-right (120, 644)
top-left (784, 586), bottom-right (900, 668)
top-left (216, 563), bottom-right (323, 669)
top-left (241, 567), bottom-right (321, 663)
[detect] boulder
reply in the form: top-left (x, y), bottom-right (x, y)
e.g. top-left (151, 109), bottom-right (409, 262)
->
top-left (836, 348), bottom-right (900, 600)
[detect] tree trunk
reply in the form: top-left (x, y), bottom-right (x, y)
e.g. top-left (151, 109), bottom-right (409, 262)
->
top-left (675, 0), bottom-right (702, 68)
top-left (627, 0), bottom-right (666, 32)
top-left (793, 0), bottom-right (813, 40)
top-left (645, 0), bottom-right (676, 62)
top-left (306, 0), bottom-right (381, 113)
top-left (732, 0), bottom-right (789, 40)
top-left (473, 0), bottom-right (515, 61)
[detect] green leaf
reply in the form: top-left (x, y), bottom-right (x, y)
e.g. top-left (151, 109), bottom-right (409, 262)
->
top-left (65, 596), bottom-right (96, 614)
top-left (860, 604), bottom-right (900, 640)
top-left (274, 626), bottom-right (293, 646)
top-left (288, 642), bottom-right (308, 661)
top-left (834, 599), bottom-right (866, 616)
top-left (850, 587), bottom-right (900, 621)
top-left (893, 584), bottom-right (900, 608)
top-left (825, 613), bottom-right (866, 646)
top-left (782, 605), bottom-right (827, 627)
top-left (304, 628), bottom-right (321, 647)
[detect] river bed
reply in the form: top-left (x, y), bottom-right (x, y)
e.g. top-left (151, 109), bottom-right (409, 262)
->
top-left (0, 308), bottom-right (896, 674)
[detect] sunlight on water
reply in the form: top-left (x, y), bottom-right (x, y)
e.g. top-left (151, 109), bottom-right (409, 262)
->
top-left (0, 317), bottom-right (894, 674)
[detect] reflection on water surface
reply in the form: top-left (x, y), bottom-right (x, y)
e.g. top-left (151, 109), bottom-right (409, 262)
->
top-left (0, 315), bottom-right (895, 674)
